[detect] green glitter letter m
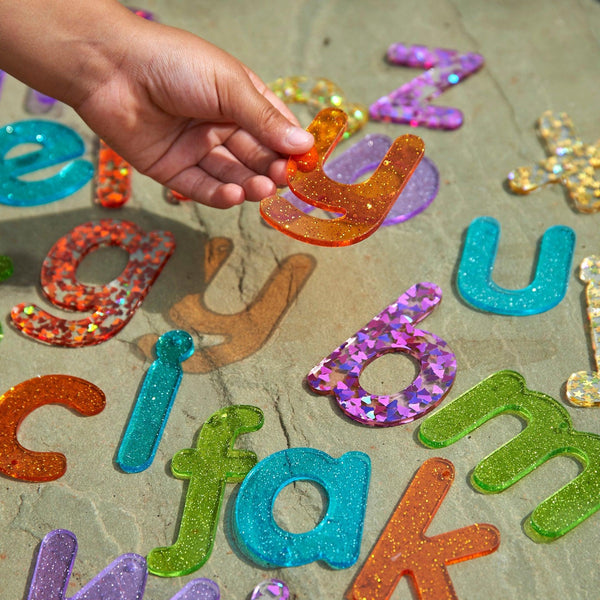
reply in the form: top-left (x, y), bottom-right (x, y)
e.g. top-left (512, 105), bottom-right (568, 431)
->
top-left (147, 405), bottom-right (264, 577)
top-left (418, 370), bottom-right (600, 542)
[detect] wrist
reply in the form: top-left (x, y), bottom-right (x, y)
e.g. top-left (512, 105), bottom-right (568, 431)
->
top-left (0, 0), bottom-right (141, 108)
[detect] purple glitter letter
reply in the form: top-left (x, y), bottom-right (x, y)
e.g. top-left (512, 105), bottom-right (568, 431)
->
top-left (307, 283), bottom-right (456, 427)
top-left (27, 529), bottom-right (147, 600)
top-left (273, 134), bottom-right (439, 226)
top-left (370, 43), bottom-right (484, 130)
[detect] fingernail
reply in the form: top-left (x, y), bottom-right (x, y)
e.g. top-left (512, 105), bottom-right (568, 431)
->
top-left (286, 127), bottom-right (313, 148)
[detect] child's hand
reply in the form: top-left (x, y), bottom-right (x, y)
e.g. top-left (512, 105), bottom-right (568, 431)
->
top-left (0, 1), bottom-right (314, 208)
top-left (74, 19), bottom-right (314, 208)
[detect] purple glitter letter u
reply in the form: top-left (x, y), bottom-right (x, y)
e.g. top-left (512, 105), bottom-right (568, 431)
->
top-left (307, 283), bottom-right (456, 427)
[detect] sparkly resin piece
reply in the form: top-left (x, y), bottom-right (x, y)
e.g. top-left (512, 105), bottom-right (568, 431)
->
top-left (117, 330), bottom-right (194, 473)
top-left (26, 529), bottom-right (147, 600)
top-left (261, 108), bottom-right (424, 246)
top-left (136, 238), bottom-right (315, 373)
top-left (251, 579), bottom-right (289, 600)
top-left (419, 370), bottom-right (600, 541)
top-left (507, 111), bottom-right (600, 212)
top-left (370, 43), bottom-right (484, 130)
top-left (307, 282), bottom-right (456, 427)
top-left (11, 220), bottom-right (175, 347)
top-left (147, 405), bottom-right (264, 577)
top-left (457, 216), bottom-right (575, 316)
top-left (269, 76), bottom-right (368, 139)
top-left (271, 134), bottom-right (438, 226)
top-left (566, 256), bottom-right (600, 406)
top-left (235, 448), bottom-right (370, 569)
top-left (348, 458), bottom-right (500, 600)
top-left (0, 120), bottom-right (93, 206)
top-left (171, 579), bottom-right (221, 600)
top-left (25, 89), bottom-right (61, 115)
top-left (0, 375), bottom-right (105, 482)
top-left (128, 6), bottom-right (158, 20)
top-left (95, 140), bottom-right (132, 208)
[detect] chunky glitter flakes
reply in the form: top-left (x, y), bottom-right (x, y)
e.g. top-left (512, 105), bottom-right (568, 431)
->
top-left (117, 330), bottom-right (194, 473)
top-left (508, 111), bottom-right (600, 212)
top-left (251, 579), bottom-right (289, 600)
top-left (0, 119), bottom-right (93, 206)
top-left (235, 448), bottom-right (371, 569)
top-left (457, 216), bottom-right (575, 316)
top-left (419, 370), bottom-right (600, 541)
top-left (307, 282), bottom-right (456, 427)
top-left (147, 405), bottom-right (264, 577)
top-left (28, 530), bottom-right (147, 600)
top-left (370, 43), bottom-right (484, 130)
top-left (348, 458), bottom-right (500, 600)
top-left (0, 375), bottom-right (105, 482)
top-left (567, 256), bottom-right (600, 407)
top-left (261, 108), bottom-right (424, 246)
top-left (95, 140), bottom-right (132, 208)
top-left (11, 220), bottom-right (175, 347)
top-left (271, 133), bottom-right (439, 227)
top-left (269, 76), bottom-right (368, 139)
top-left (136, 237), bottom-right (315, 373)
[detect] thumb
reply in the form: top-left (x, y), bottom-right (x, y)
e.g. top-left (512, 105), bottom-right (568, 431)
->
top-left (224, 70), bottom-right (314, 156)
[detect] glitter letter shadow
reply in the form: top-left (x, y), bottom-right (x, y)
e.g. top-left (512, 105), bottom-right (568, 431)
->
top-left (137, 237), bottom-right (315, 373)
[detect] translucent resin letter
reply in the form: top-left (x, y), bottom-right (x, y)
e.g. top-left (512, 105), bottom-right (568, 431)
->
top-left (0, 375), bottom-right (105, 482)
top-left (147, 405), bottom-right (264, 577)
top-left (26, 529), bottom-right (147, 600)
top-left (567, 256), bottom-right (600, 406)
top-left (117, 330), bottom-right (194, 473)
top-left (419, 370), bottom-right (600, 541)
top-left (307, 282), bottom-right (456, 426)
top-left (235, 448), bottom-right (370, 569)
top-left (457, 216), bottom-right (575, 315)
top-left (508, 111), bottom-right (600, 213)
top-left (261, 107), bottom-right (424, 246)
top-left (370, 43), bottom-right (484, 130)
top-left (0, 120), bottom-right (93, 206)
top-left (11, 220), bottom-right (175, 346)
top-left (348, 458), bottom-right (500, 600)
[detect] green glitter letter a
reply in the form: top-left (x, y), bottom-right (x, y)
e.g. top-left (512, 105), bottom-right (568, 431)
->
top-left (147, 405), bottom-right (264, 577)
top-left (418, 370), bottom-right (600, 542)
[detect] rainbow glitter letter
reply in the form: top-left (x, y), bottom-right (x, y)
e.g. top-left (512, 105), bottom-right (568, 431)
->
top-left (307, 282), bottom-right (456, 426)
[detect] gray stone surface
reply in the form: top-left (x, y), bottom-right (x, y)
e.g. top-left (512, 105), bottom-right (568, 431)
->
top-left (1, 0), bottom-right (600, 598)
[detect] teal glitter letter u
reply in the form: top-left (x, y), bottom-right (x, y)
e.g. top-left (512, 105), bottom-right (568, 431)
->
top-left (457, 216), bottom-right (575, 316)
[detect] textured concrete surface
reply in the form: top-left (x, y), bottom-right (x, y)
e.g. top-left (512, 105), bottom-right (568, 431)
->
top-left (2, 1), bottom-right (600, 598)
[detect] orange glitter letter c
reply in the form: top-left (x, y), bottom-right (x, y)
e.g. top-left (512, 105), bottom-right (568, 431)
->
top-left (0, 375), bottom-right (105, 482)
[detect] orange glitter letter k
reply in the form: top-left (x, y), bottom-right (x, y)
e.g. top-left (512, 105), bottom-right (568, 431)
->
top-left (348, 458), bottom-right (500, 600)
